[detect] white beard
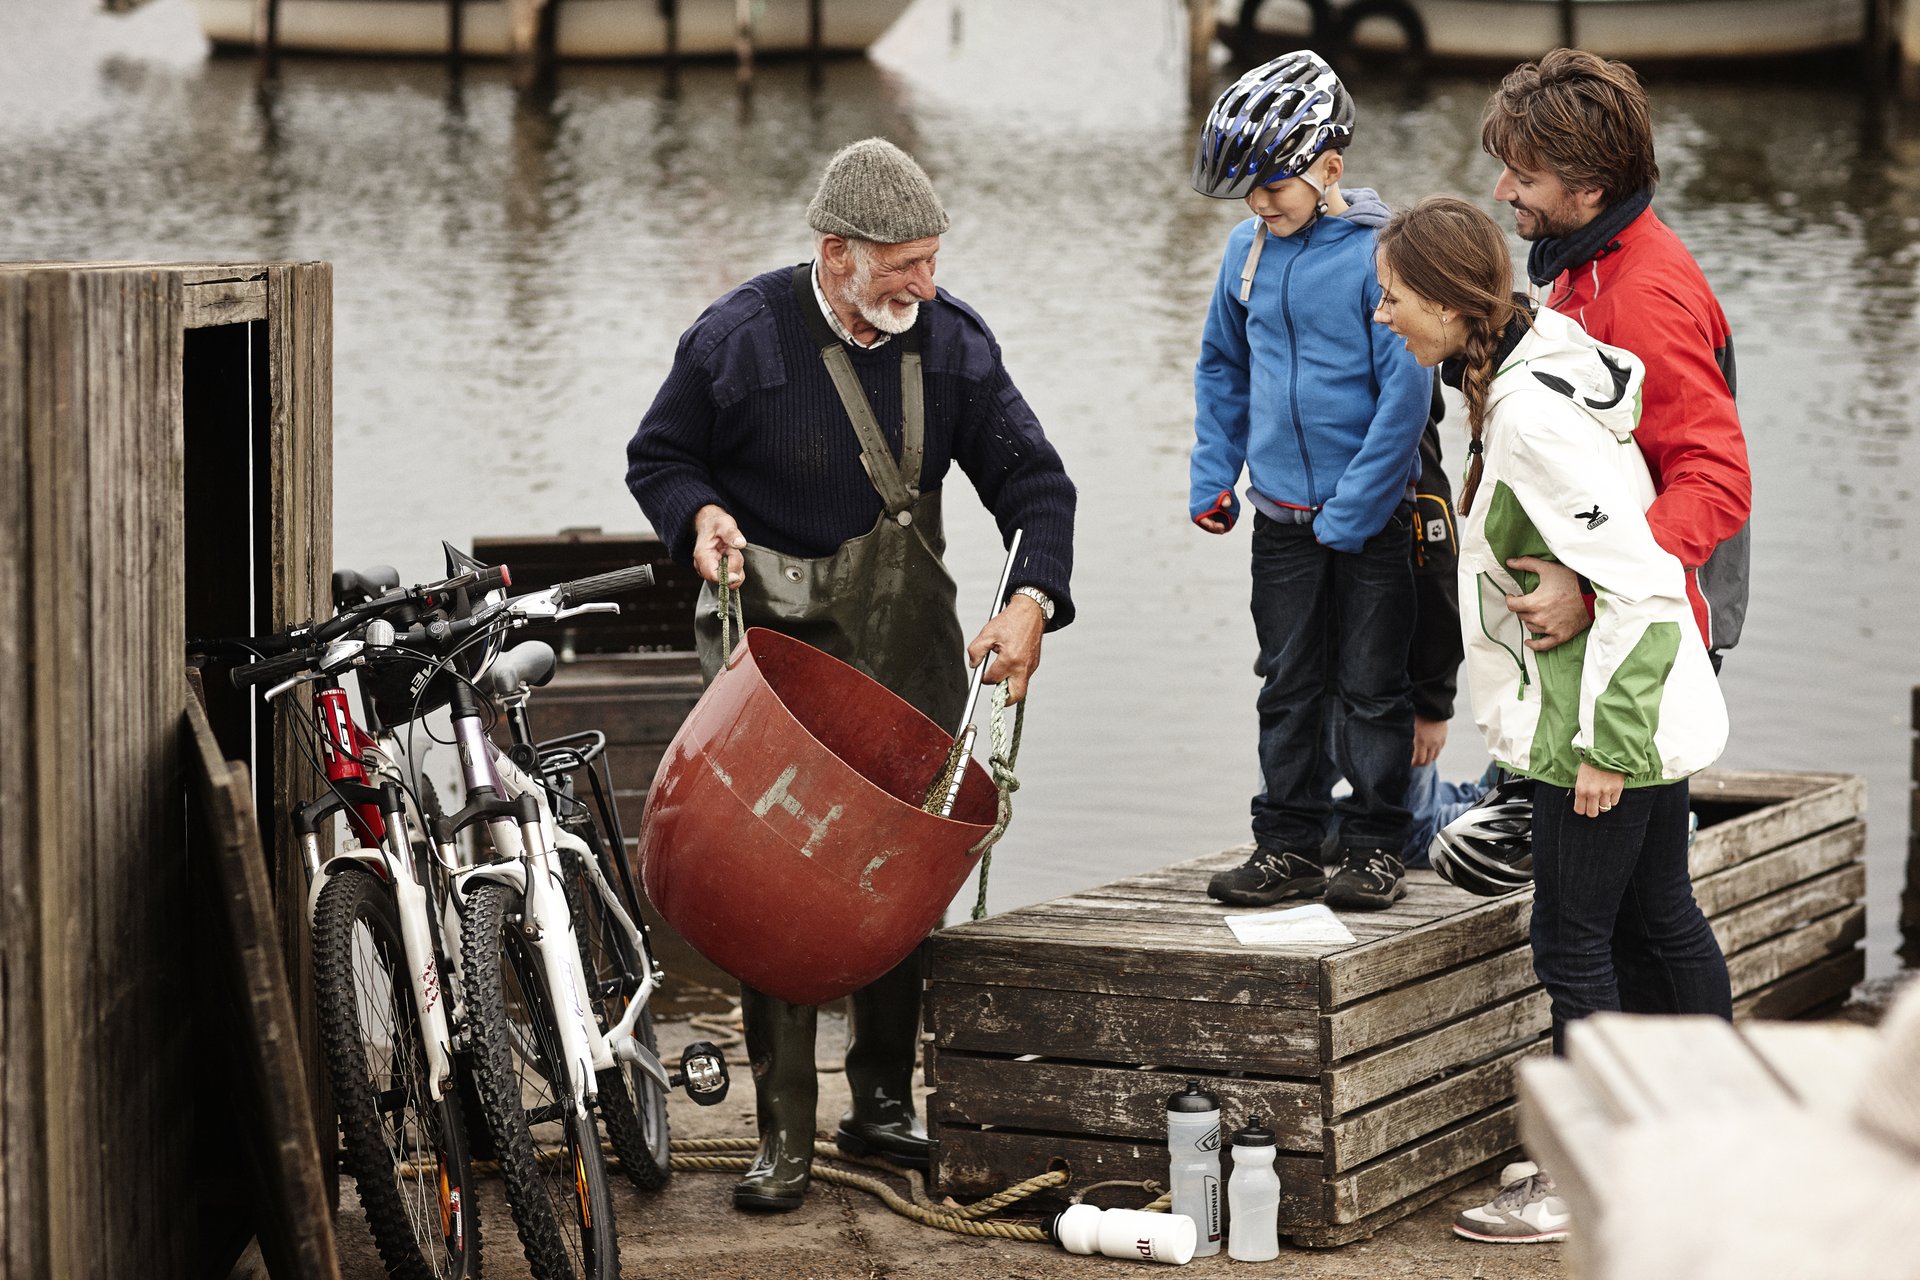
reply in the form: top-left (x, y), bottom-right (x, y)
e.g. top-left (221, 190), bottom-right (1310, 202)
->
top-left (849, 252), bottom-right (920, 334)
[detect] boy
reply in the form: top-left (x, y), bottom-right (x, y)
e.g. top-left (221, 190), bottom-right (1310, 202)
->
top-left (1189, 50), bottom-right (1429, 910)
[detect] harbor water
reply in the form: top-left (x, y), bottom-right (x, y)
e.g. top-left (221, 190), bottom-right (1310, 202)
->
top-left (6, 0), bottom-right (1916, 975)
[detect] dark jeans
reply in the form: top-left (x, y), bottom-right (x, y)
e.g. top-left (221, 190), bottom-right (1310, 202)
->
top-left (1249, 509), bottom-right (1414, 853)
top-left (1531, 778), bottom-right (1733, 1054)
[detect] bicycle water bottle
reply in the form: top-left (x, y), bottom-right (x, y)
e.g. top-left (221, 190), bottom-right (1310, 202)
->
top-left (1226, 1115), bottom-right (1281, 1262)
top-left (1048, 1204), bottom-right (1196, 1266)
top-left (1165, 1079), bottom-right (1222, 1257)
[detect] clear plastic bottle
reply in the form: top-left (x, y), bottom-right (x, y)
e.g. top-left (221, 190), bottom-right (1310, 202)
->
top-left (1165, 1078), bottom-right (1222, 1257)
top-left (1226, 1115), bottom-right (1281, 1262)
top-left (1048, 1203), bottom-right (1197, 1265)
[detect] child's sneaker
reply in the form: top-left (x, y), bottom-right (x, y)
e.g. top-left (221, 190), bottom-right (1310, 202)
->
top-left (1326, 847), bottom-right (1405, 910)
top-left (1452, 1169), bottom-right (1570, 1243)
top-left (1207, 848), bottom-right (1327, 906)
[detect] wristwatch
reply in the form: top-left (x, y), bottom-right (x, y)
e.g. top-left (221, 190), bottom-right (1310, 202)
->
top-left (1012, 585), bottom-right (1055, 622)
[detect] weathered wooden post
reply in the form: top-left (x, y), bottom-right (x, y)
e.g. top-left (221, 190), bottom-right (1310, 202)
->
top-left (1903, 686), bottom-right (1920, 966)
top-left (736, 0), bottom-right (755, 87)
top-left (447, 0), bottom-right (464, 71)
top-left (1188, 0), bottom-right (1213, 104)
top-left (1898, 0), bottom-right (1920, 98)
top-left (254, 0), bottom-right (281, 80)
top-left (1559, 0), bottom-right (1576, 49)
top-left (506, 0), bottom-right (558, 92)
top-left (809, 0), bottom-right (825, 86)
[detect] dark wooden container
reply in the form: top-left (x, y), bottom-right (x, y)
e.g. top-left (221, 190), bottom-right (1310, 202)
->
top-left (926, 768), bottom-right (1866, 1247)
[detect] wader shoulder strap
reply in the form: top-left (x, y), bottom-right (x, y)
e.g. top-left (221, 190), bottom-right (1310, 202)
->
top-left (790, 263), bottom-right (927, 514)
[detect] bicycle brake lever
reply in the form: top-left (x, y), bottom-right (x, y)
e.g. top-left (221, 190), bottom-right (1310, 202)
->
top-left (553, 602), bottom-right (621, 622)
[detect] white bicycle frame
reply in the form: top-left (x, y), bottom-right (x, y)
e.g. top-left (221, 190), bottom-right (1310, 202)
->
top-left (442, 693), bottom-right (673, 1121)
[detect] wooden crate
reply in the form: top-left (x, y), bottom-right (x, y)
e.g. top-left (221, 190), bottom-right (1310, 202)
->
top-left (926, 768), bottom-right (1866, 1248)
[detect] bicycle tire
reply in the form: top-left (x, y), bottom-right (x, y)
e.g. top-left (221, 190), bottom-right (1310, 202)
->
top-left (463, 882), bottom-right (618, 1280)
top-left (312, 868), bottom-right (480, 1280)
top-left (561, 847), bottom-right (671, 1191)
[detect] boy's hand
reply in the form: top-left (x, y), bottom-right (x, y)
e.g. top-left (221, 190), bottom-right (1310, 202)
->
top-left (1196, 515), bottom-right (1230, 535)
top-left (1193, 489), bottom-right (1237, 534)
top-left (1412, 716), bottom-right (1448, 767)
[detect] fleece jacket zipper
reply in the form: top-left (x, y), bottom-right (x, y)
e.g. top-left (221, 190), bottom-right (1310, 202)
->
top-left (1279, 224), bottom-right (1318, 507)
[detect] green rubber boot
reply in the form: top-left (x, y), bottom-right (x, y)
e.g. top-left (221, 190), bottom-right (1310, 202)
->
top-left (835, 945), bottom-right (931, 1170)
top-left (733, 984), bottom-right (818, 1212)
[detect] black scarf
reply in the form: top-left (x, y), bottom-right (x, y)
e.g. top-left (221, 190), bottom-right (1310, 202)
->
top-left (1524, 186), bottom-right (1653, 287)
top-left (1440, 296), bottom-right (1535, 391)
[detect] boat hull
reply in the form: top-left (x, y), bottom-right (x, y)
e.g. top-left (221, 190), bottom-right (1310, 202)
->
top-left (194, 0), bottom-right (913, 58)
top-left (1235, 0), bottom-right (1863, 63)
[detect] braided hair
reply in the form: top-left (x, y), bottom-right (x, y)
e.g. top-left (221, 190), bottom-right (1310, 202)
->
top-left (1375, 196), bottom-right (1529, 515)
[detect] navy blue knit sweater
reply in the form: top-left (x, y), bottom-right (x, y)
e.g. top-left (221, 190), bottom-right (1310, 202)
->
top-left (626, 266), bottom-right (1078, 627)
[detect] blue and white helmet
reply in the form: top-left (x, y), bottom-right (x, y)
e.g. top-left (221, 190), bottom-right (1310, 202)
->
top-left (1192, 50), bottom-right (1355, 200)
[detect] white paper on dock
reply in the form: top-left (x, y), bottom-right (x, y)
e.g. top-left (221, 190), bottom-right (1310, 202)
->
top-left (1224, 903), bottom-right (1356, 947)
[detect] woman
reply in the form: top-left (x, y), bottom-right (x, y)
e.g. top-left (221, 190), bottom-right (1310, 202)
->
top-left (1373, 196), bottom-right (1732, 1053)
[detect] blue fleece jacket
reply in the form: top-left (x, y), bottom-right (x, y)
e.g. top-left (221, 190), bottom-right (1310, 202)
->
top-left (1189, 188), bottom-right (1429, 552)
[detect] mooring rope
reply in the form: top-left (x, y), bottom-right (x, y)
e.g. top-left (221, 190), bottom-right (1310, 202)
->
top-left (967, 680), bottom-right (1024, 921)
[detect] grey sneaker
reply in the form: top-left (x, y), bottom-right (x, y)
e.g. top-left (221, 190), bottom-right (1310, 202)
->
top-left (1453, 1170), bottom-right (1570, 1243)
top-left (1207, 847), bottom-right (1327, 907)
top-left (1326, 847), bottom-right (1406, 911)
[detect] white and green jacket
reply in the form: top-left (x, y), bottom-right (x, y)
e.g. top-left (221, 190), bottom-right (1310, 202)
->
top-left (1457, 305), bottom-right (1728, 790)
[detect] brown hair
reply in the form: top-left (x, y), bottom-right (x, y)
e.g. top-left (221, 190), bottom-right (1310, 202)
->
top-left (1480, 48), bottom-right (1658, 205)
top-left (1375, 197), bottom-right (1528, 516)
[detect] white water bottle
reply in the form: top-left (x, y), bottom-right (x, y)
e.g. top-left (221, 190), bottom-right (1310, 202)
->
top-left (1049, 1204), bottom-right (1196, 1266)
top-left (1165, 1079), bottom-right (1222, 1257)
top-left (1226, 1115), bottom-right (1281, 1262)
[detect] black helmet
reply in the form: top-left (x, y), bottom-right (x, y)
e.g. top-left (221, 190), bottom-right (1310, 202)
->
top-left (1192, 50), bottom-right (1355, 201)
top-left (1430, 777), bottom-right (1533, 897)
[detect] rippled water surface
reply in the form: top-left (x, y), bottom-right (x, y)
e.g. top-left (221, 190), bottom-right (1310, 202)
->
top-left (7, 0), bottom-right (1918, 975)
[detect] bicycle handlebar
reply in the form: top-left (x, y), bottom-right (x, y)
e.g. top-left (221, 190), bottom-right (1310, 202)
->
top-left (550, 564), bottom-right (654, 609)
top-left (229, 646), bottom-right (323, 690)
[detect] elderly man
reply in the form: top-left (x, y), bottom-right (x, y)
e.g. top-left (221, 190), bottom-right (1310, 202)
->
top-left (626, 138), bottom-right (1076, 1212)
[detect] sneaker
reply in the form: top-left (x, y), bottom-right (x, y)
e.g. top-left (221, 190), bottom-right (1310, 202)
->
top-left (1326, 847), bottom-right (1405, 910)
top-left (1207, 847), bottom-right (1327, 907)
top-left (1453, 1170), bottom-right (1570, 1243)
top-left (1498, 1160), bottom-right (1539, 1186)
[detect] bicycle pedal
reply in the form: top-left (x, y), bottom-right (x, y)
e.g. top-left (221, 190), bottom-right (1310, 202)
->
top-left (671, 1040), bottom-right (731, 1106)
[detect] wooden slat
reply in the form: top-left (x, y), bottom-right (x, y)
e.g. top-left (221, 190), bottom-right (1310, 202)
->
top-left (1285, 1153), bottom-right (1512, 1249)
top-left (1323, 944), bottom-right (1538, 1061)
top-left (1726, 905), bottom-right (1865, 998)
top-left (1328, 1039), bottom-right (1548, 1171)
top-left (1709, 864), bottom-right (1867, 957)
top-left (1567, 1014), bottom-right (1794, 1124)
top-left (1692, 821), bottom-right (1865, 917)
top-left (1331, 1101), bottom-right (1522, 1224)
top-left (183, 277), bottom-right (268, 328)
top-left (1739, 1022), bottom-right (1880, 1119)
top-left (927, 982), bottom-right (1322, 1077)
top-left (1734, 949), bottom-right (1865, 1022)
top-left (1516, 1057), bottom-right (1613, 1279)
top-left (928, 1056), bottom-right (1322, 1153)
top-left (931, 1127), bottom-right (1324, 1222)
top-left (1688, 772), bottom-right (1865, 878)
top-left (1325, 990), bottom-right (1550, 1114)
top-left (1321, 892), bottom-right (1536, 1007)
top-left (928, 932), bottom-right (1318, 1006)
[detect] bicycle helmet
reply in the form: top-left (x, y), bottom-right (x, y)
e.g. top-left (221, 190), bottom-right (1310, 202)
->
top-left (1192, 50), bottom-right (1356, 201)
top-left (1430, 777), bottom-right (1533, 897)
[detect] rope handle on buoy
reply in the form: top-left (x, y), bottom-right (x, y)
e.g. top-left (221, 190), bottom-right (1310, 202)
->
top-left (968, 679), bottom-right (1024, 920)
top-left (716, 557), bottom-right (746, 667)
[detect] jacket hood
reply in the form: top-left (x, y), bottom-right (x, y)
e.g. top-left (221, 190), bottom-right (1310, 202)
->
top-left (1337, 187), bottom-right (1390, 228)
top-left (1486, 306), bottom-right (1645, 443)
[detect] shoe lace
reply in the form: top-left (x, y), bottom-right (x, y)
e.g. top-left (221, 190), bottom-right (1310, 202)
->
top-left (1490, 1173), bottom-right (1552, 1212)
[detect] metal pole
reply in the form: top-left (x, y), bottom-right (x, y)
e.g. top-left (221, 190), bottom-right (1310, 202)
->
top-left (736, 0), bottom-right (754, 87)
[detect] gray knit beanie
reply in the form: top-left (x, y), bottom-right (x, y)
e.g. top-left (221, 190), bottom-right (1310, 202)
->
top-left (805, 138), bottom-right (950, 244)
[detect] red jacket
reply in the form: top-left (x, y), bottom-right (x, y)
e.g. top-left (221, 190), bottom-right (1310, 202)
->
top-left (1544, 207), bottom-right (1752, 651)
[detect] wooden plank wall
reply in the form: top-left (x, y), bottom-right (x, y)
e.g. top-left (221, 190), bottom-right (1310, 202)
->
top-left (1, 267), bottom-right (193, 1279)
top-left (265, 262), bottom-right (336, 1178)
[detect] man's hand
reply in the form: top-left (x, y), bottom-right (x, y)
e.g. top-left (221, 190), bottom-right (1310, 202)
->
top-left (692, 504), bottom-right (747, 586)
top-left (966, 594), bottom-right (1046, 704)
top-left (1505, 557), bottom-right (1590, 651)
top-left (1412, 716), bottom-right (1448, 767)
top-left (1574, 762), bottom-right (1625, 818)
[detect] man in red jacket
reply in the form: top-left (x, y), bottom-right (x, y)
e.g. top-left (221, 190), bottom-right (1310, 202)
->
top-left (1480, 48), bottom-right (1751, 669)
top-left (1449, 49), bottom-right (1754, 1249)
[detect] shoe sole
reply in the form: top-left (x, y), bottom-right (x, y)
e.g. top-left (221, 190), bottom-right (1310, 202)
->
top-left (1326, 881), bottom-right (1407, 911)
top-left (1452, 1225), bottom-right (1569, 1244)
top-left (733, 1187), bottom-right (808, 1212)
top-left (833, 1129), bottom-right (930, 1172)
top-left (1206, 878), bottom-right (1328, 907)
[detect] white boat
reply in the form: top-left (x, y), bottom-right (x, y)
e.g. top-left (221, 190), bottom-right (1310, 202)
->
top-left (193, 0), bottom-right (914, 59)
top-left (1229, 0), bottom-right (1864, 64)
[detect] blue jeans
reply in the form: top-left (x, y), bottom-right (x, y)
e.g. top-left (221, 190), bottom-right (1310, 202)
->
top-left (1530, 778), bottom-right (1732, 1054)
top-left (1249, 509), bottom-right (1414, 853)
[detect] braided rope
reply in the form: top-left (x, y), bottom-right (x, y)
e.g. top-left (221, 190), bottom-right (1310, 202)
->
top-left (716, 559), bottom-right (745, 662)
top-left (969, 681), bottom-right (1024, 920)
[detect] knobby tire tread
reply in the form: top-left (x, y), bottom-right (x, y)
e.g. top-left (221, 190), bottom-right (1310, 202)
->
top-left (312, 869), bottom-right (480, 1280)
top-left (463, 882), bottom-right (618, 1280)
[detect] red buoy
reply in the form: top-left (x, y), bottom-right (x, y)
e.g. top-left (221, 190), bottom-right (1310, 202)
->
top-left (638, 628), bottom-right (998, 1006)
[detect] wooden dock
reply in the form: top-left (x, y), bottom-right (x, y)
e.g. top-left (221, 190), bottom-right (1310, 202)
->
top-left (926, 768), bottom-right (1866, 1247)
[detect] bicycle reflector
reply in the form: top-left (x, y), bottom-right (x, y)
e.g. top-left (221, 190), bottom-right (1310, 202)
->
top-left (672, 1041), bottom-right (731, 1107)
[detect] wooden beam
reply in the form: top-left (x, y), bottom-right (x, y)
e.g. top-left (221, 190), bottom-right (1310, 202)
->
top-left (184, 278), bottom-right (268, 329)
top-left (1189, 0), bottom-right (1213, 104)
top-left (735, 0), bottom-right (754, 86)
